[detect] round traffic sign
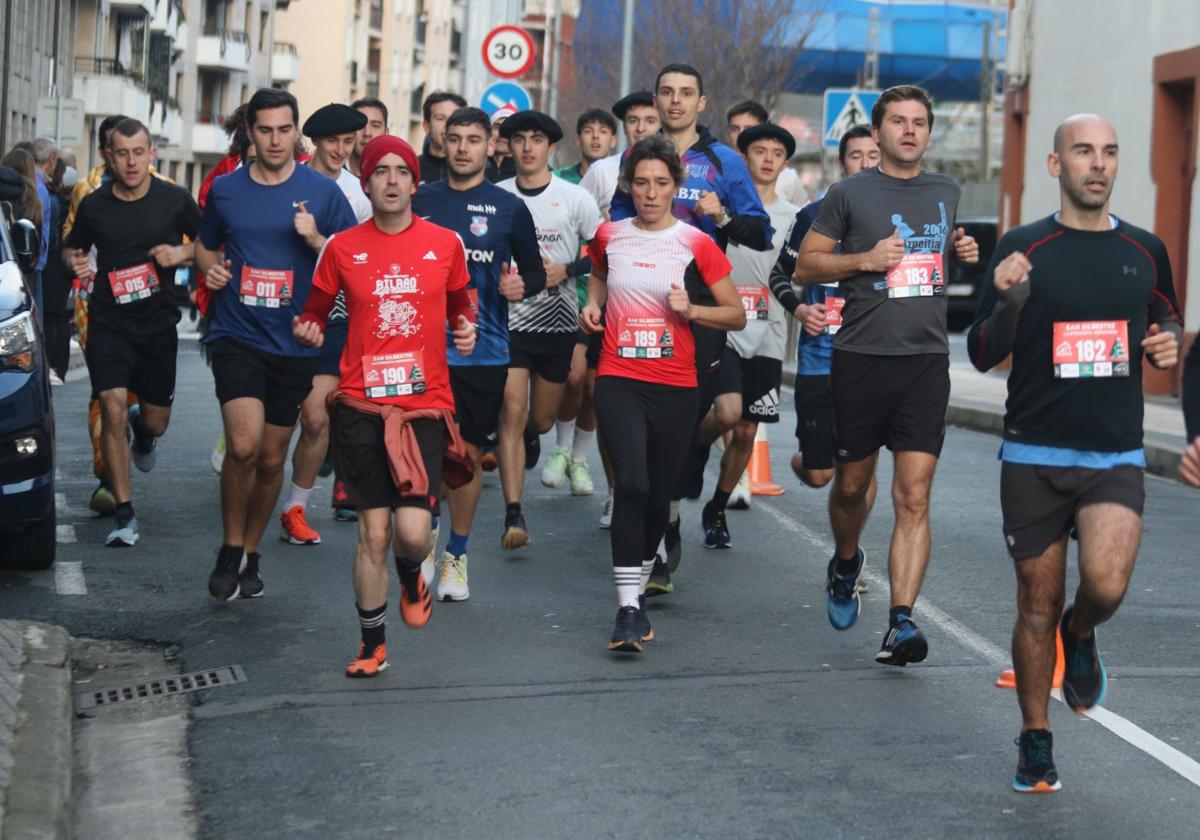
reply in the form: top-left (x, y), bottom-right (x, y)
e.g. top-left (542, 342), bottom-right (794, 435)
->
top-left (481, 81), bottom-right (532, 116)
top-left (482, 25), bottom-right (536, 79)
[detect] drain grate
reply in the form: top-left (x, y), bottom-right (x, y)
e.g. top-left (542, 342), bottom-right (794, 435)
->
top-left (77, 665), bottom-right (246, 709)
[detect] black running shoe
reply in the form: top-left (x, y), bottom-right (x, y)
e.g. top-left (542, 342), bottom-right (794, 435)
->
top-left (1013, 729), bottom-right (1062, 793)
top-left (701, 503), bottom-right (731, 549)
top-left (608, 606), bottom-right (643, 652)
top-left (524, 433), bottom-right (541, 470)
top-left (238, 552), bottom-right (264, 598)
top-left (645, 554), bottom-right (673, 597)
top-left (208, 547), bottom-right (243, 601)
top-left (1059, 606), bottom-right (1107, 711)
top-left (875, 614), bottom-right (928, 666)
top-left (637, 594), bottom-right (654, 642)
top-left (665, 518), bottom-right (682, 573)
top-left (501, 510), bottom-right (530, 550)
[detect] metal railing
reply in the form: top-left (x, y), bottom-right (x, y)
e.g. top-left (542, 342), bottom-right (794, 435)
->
top-left (74, 56), bottom-right (144, 83)
top-left (273, 41), bottom-right (298, 56)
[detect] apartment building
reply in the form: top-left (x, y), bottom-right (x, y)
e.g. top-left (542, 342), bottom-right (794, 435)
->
top-left (0, 0), bottom-right (77, 153)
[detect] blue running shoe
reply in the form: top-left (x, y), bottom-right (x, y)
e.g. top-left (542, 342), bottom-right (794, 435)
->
top-left (1059, 606), bottom-right (1107, 711)
top-left (825, 548), bottom-right (866, 630)
top-left (701, 503), bottom-right (731, 549)
top-left (875, 614), bottom-right (928, 666)
top-left (1012, 729), bottom-right (1062, 793)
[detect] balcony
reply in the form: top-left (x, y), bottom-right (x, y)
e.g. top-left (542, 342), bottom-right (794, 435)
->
top-left (149, 102), bottom-right (183, 147)
top-left (111, 0), bottom-right (155, 13)
top-left (369, 2), bottom-right (383, 33)
top-left (192, 114), bottom-right (229, 156)
top-left (73, 58), bottom-right (151, 120)
top-left (197, 28), bottom-right (252, 73)
top-left (271, 42), bottom-right (300, 84)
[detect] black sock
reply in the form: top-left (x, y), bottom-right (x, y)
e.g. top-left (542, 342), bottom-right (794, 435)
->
top-left (506, 502), bottom-right (521, 519)
top-left (132, 410), bottom-right (152, 439)
top-left (834, 551), bottom-right (859, 576)
top-left (357, 602), bottom-right (386, 648)
top-left (394, 555), bottom-right (421, 579)
top-left (708, 489), bottom-right (731, 513)
top-left (218, 544), bottom-right (243, 566)
top-left (243, 552), bottom-right (260, 572)
top-left (890, 605), bottom-right (913, 626)
top-left (115, 501), bottom-right (134, 522)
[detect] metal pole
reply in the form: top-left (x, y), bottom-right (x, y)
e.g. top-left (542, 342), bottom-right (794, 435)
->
top-left (980, 19), bottom-right (991, 177)
top-left (0, 0), bottom-right (13, 151)
top-left (618, 0), bottom-right (633, 96)
top-left (548, 0), bottom-right (562, 120)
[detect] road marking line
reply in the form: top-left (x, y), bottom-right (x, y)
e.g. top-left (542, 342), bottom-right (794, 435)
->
top-left (54, 561), bottom-right (87, 595)
top-left (56, 524), bottom-right (76, 543)
top-left (754, 495), bottom-right (1200, 789)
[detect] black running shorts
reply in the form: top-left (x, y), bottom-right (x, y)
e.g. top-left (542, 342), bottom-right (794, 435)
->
top-left (1000, 462), bottom-right (1145, 560)
top-left (794, 374), bottom-right (834, 471)
top-left (575, 329), bottom-right (603, 370)
top-left (330, 404), bottom-right (443, 512)
top-left (714, 346), bottom-right (782, 424)
top-left (208, 337), bottom-right (313, 428)
top-left (449, 364), bottom-right (507, 447)
top-left (508, 330), bottom-right (576, 384)
top-left (85, 322), bottom-right (178, 406)
top-left (831, 350), bottom-right (950, 462)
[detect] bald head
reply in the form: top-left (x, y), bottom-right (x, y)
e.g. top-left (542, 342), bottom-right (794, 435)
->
top-left (1048, 113), bottom-right (1119, 217)
top-left (1052, 114), bottom-right (1117, 156)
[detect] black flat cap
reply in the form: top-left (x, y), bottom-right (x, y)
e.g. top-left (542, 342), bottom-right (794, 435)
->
top-left (498, 110), bottom-right (563, 143)
top-left (612, 91), bottom-right (654, 121)
top-left (302, 103), bottom-right (368, 139)
top-left (736, 122), bottom-right (796, 159)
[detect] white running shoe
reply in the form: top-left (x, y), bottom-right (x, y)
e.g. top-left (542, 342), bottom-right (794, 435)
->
top-left (599, 491), bottom-right (614, 529)
top-left (541, 447), bottom-right (570, 488)
top-left (437, 551), bottom-right (469, 601)
top-left (210, 434), bottom-right (225, 474)
top-left (49, 370), bottom-right (64, 386)
top-left (105, 516), bottom-right (139, 547)
top-left (422, 521), bottom-right (439, 586)
top-left (568, 459), bottom-right (594, 496)
top-left (728, 470), bottom-right (752, 510)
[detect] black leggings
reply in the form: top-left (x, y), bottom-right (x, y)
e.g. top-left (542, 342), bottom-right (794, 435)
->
top-left (595, 376), bottom-right (698, 568)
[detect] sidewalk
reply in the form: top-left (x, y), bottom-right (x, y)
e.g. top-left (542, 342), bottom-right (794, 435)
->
top-left (0, 620), bottom-right (73, 840)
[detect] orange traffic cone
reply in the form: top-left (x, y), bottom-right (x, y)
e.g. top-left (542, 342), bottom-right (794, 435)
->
top-left (995, 629), bottom-right (1064, 689)
top-left (748, 423), bottom-right (784, 496)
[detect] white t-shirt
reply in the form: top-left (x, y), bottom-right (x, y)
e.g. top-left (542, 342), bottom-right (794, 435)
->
top-left (776, 166), bottom-right (809, 210)
top-left (498, 174), bottom-right (603, 333)
top-left (336, 167), bottom-right (373, 223)
top-left (725, 196), bottom-right (799, 360)
top-left (579, 154), bottom-right (620, 218)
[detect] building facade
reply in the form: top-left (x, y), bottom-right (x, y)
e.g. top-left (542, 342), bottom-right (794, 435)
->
top-left (0, 0), bottom-right (78, 153)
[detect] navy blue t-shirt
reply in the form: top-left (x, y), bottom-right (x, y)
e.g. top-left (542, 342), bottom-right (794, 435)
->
top-left (785, 199), bottom-right (842, 376)
top-left (412, 179), bottom-right (543, 366)
top-left (198, 163), bottom-right (357, 356)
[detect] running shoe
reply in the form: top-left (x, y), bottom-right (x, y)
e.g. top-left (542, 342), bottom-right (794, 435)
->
top-left (398, 566), bottom-right (432, 628)
top-left (437, 552), bottom-right (469, 601)
top-left (825, 548), bottom-right (867, 630)
top-left (49, 370), bottom-right (64, 386)
top-left (334, 507), bottom-right (358, 522)
top-left (645, 553), bottom-right (673, 597)
top-left (208, 549), bottom-right (244, 601)
top-left (875, 615), bottom-right (928, 666)
top-left (637, 594), bottom-right (654, 643)
top-left (238, 552), bottom-right (264, 598)
top-left (128, 404), bottom-right (157, 473)
top-left (89, 481), bottom-right (116, 516)
top-left (1059, 606), bottom-right (1107, 711)
top-left (280, 505), bottom-right (322, 545)
top-left (664, 518), bottom-right (682, 573)
top-left (501, 510), bottom-right (530, 550)
top-left (1012, 729), bottom-right (1062, 793)
top-left (541, 447), bottom-right (570, 488)
top-left (728, 471), bottom-right (752, 510)
top-left (607, 606), bottom-right (643, 653)
top-left (210, 434), bottom-right (225, 474)
top-left (598, 492), bottom-right (614, 529)
top-left (568, 459), bottom-right (594, 496)
top-left (105, 514), bottom-right (139, 547)
top-left (345, 642), bottom-right (388, 678)
top-left (421, 520), bottom-right (439, 586)
top-left (525, 433), bottom-right (541, 470)
top-left (701, 503), bottom-right (731, 549)
top-left (480, 448), bottom-right (498, 471)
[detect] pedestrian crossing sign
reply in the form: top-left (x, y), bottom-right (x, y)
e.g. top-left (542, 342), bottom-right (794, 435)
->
top-left (822, 89), bottom-right (881, 149)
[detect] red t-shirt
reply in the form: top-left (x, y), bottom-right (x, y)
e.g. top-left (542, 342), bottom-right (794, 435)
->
top-left (312, 216), bottom-right (469, 408)
top-left (588, 219), bottom-right (732, 387)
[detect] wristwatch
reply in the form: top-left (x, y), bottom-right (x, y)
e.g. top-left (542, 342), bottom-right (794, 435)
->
top-left (716, 206), bottom-right (732, 228)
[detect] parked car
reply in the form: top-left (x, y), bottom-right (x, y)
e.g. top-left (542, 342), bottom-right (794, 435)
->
top-left (0, 164), bottom-right (54, 569)
top-left (946, 216), bottom-right (999, 332)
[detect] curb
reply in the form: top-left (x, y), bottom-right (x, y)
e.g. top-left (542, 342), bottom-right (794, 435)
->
top-left (4, 622), bottom-right (72, 840)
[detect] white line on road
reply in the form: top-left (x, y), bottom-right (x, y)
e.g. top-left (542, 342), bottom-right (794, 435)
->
top-left (56, 524), bottom-right (76, 543)
top-left (753, 495), bottom-right (1200, 789)
top-left (54, 561), bottom-right (87, 595)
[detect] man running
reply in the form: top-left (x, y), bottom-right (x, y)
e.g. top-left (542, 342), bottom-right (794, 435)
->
top-left (196, 89), bottom-right (358, 600)
top-left (580, 92), bottom-right (659, 220)
top-left (348, 97), bottom-right (388, 177)
top-left (412, 106), bottom-right (545, 600)
top-left (793, 85), bottom-right (978, 664)
top-left (279, 104), bottom-right (374, 545)
top-left (725, 100), bottom-right (808, 208)
top-left (967, 114), bottom-right (1180, 793)
top-left (418, 91), bottom-right (467, 184)
top-left (64, 118), bottom-right (200, 547)
top-left (496, 110), bottom-right (603, 539)
top-left (293, 135), bottom-right (477, 677)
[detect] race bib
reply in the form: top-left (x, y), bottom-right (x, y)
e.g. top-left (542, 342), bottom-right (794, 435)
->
top-left (107, 262), bottom-right (159, 304)
top-left (886, 253), bottom-right (945, 299)
top-left (1052, 321), bottom-right (1130, 379)
top-left (736, 284), bottom-right (769, 321)
top-left (616, 316), bottom-right (674, 359)
top-left (823, 295), bottom-right (845, 335)
top-left (239, 266), bottom-right (293, 308)
top-left (361, 351), bottom-right (427, 399)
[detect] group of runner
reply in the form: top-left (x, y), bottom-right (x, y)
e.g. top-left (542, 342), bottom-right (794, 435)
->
top-left (62, 64), bottom-right (1187, 795)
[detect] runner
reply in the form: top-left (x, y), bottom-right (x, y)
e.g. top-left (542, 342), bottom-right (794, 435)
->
top-left (293, 135), bottom-right (477, 677)
top-left (583, 135), bottom-right (744, 652)
top-left (196, 88), bottom-right (358, 600)
top-left (769, 126), bottom-right (879, 491)
top-left (279, 103), bottom-right (374, 546)
top-left (695, 122), bottom-right (799, 549)
top-left (418, 91), bottom-right (467, 184)
top-left (487, 105), bottom-right (518, 183)
top-left (412, 106), bottom-right (545, 600)
top-left (579, 91), bottom-right (659, 219)
top-left (725, 100), bottom-right (808, 208)
top-left (793, 85), bottom-right (978, 663)
top-left (496, 110), bottom-right (603, 542)
top-left (966, 114), bottom-right (1180, 792)
top-left (63, 118), bottom-right (201, 547)
top-left (348, 97), bottom-right (388, 177)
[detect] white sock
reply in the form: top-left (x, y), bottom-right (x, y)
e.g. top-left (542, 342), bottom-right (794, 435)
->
top-left (571, 427), bottom-right (594, 462)
top-left (668, 500), bottom-right (680, 523)
top-left (555, 420), bottom-right (574, 451)
top-left (614, 566), bottom-right (641, 608)
top-left (640, 545), bottom-right (662, 595)
top-left (286, 482), bottom-right (312, 511)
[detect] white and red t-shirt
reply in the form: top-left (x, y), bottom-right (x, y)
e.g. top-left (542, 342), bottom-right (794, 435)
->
top-left (312, 216), bottom-right (469, 408)
top-left (589, 219), bottom-right (732, 387)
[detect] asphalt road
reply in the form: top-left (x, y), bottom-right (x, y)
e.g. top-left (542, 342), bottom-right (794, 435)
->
top-left (3, 343), bottom-right (1199, 839)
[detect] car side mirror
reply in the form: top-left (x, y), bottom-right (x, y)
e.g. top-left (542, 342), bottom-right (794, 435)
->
top-left (10, 219), bottom-right (39, 274)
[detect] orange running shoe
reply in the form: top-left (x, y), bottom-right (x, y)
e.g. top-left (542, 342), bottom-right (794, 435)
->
top-left (399, 569), bottom-right (432, 628)
top-left (280, 505), bottom-right (322, 545)
top-left (345, 642), bottom-right (388, 678)
top-left (480, 449), bottom-right (498, 471)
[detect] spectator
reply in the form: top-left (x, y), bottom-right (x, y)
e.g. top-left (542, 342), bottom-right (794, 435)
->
top-left (1, 148), bottom-right (45, 320)
top-left (41, 156), bottom-right (72, 381)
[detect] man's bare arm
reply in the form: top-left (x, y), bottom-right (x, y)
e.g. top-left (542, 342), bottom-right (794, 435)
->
top-left (793, 228), bottom-right (904, 286)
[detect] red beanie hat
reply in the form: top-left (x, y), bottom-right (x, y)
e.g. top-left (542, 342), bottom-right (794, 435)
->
top-left (358, 135), bottom-right (420, 191)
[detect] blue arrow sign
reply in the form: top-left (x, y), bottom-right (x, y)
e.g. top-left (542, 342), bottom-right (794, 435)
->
top-left (481, 81), bottom-right (532, 116)
top-left (822, 89), bottom-right (881, 149)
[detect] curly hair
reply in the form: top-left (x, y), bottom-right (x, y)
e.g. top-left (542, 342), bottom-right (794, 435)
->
top-left (1, 148), bottom-right (43, 225)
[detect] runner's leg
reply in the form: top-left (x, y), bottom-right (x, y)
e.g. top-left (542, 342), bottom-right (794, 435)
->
top-left (1013, 535), bottom-right (1069, 731)
top-left (829, 454), bottom-right (878, 559)
top-left (243, 422), bottom-right (295, 555)
top-left (1071, 503), bottom-right (1141, 635)
top-left (220, 397), bottom-right (266, 548)
top-left (888, 450), bottom-right (939, 608)
top-left (98, 388), bottom-right (133, 504)
top-left (498, 367), bottom-right (531, 506)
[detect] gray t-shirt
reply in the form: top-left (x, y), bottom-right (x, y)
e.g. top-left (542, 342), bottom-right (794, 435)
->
top-left (810, 167), bottom-right (961, 356)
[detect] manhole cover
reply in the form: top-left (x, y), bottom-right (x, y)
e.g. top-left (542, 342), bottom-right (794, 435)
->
top-left (77, 665), bottom-right (246, 709)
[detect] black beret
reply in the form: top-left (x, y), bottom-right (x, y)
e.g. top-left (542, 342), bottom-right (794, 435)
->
top-left (612, 91), bottom-right (654, 121)
top-left (497, 110), bottom-right (563, 143)
top-left (736, 122), bottom-right (796, 159)
top-left (302, 103), bottom-right (368, 139)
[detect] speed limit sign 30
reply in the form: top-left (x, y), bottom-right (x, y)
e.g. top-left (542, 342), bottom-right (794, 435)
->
top-left (482, 25), bottom-right (536, 79)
